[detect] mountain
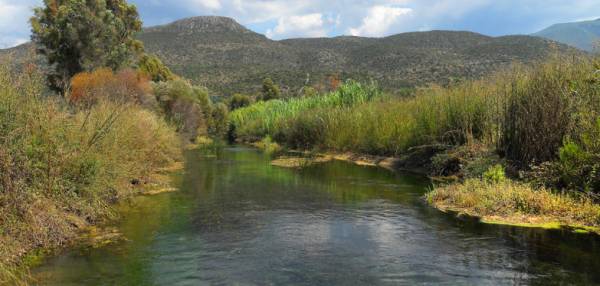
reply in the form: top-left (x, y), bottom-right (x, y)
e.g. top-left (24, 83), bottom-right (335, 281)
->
top-left (534, 18), bottom-right (600, 51)
top-left (2, 16), bottom-right (580, 95)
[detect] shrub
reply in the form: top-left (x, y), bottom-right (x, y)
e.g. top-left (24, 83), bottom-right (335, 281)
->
top-left (152, 79), bottom-right (213, 140)
top-left (260, 77), bottom-right (280, 101)
top-left (228, 93), bottom-right (251, 111)
top-left (483, 164), bottom-right (506, 183)
top-left (138, 54), bottom-right (175, 82)
top-left (70, 68), bottom-right (153, 108)
top-left (0, 64), bottom-right (180, 282)
top-left (209, 103), bottom-right (229, 138)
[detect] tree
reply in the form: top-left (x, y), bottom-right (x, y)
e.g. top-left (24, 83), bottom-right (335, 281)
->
top-left (209, 103), bottom-right (229, 138)
top-left (261, 78), bottom-right (280, 101)
top-left (302, 86), bottom-right (318, 98)
top-left (30, 0), bottom-right (143, 91)
top-left (138, 54), bottom-right (175, 82)
top-left (228, 94), bottom-right (251, 110)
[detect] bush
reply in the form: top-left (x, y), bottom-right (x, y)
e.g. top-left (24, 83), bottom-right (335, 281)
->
top-left (228, 93), bottom-right (251, 110)
top-left (260, 77), bottom-right (280, 101)
top-left (138, 54), bottom-right (175, 82)
top-left (483, 164), bottom-right (506, 183)
top-left (0, 64), bottom-right (181, 281)
top-left (70, 68), bottom-right (153, 108)
top-left (209, 103), bottom-right (229, 138)
top-left (152, 79), bottom-right (213, 140)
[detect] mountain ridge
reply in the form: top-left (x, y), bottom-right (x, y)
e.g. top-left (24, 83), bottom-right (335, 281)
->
top-left (534, 18), bottom-right (600, 51)
top-left (2, 16), bottom-right (581, 95)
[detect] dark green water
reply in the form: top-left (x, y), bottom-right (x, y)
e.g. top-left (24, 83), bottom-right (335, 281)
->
top-left (33, 147), bottom-right (600, 285)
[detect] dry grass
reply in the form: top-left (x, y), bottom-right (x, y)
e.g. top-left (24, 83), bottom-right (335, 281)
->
top-left (0, 64), bottom-right (181, 282)
top-left (427, 179), bottom-right (600, 229)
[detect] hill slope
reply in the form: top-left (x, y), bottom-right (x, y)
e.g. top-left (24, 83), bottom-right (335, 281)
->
top-left (534, 18), bottom-right (600, 51)
top-left (2, 16), bottom-right (579, 95)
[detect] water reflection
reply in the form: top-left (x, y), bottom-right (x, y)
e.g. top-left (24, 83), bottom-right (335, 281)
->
top-left (33, 147), bottom-right (600, 285)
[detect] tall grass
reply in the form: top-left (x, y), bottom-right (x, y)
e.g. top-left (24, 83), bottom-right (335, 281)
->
top-left (0, 64), bottom-right (181, 283)
top-left (230, 55), bottom-right (600, 167)
top-left (229, 81), bottom-right (381, 140)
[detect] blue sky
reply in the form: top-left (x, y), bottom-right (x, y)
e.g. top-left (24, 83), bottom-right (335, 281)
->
top-left (1, 0), bottom-right (600, 48)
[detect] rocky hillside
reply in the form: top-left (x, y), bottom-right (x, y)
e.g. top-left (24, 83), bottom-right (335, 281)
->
top-left (2, 16), bottom-right (580, 95)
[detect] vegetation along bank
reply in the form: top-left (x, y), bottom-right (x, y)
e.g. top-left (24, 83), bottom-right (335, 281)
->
top-left (0, 0), bottom-right (226, 284)
top-left (228, 55), bottom-right (600, 234)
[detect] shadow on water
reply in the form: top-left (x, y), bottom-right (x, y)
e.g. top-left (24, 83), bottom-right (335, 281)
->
top-left (32, 146), bottom-right (600, 285)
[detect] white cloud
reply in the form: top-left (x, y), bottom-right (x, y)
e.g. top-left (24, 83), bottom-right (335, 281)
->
top-left (349, 6), bottom-right (413, 37)
top-left (4, 0), bottom-right (600, 47)
top-left (187, 0), bottom-right (221, 10)
top-left (266, 13), bottom-right (326, 39)
top-left (0, 0), bottom-right (39, 48)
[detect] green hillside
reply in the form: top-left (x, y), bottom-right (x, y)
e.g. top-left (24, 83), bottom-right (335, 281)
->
top-left (2, 16), bottom-right (579, 96)
top-left (534, 18), bottom-right (600, 51)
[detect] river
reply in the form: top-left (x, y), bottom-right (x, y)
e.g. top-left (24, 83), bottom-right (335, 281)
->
top-left (32, 146), bottom-right (600, 285)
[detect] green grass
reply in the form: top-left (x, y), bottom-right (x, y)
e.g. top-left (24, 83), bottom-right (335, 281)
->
top-left (229, 81), bottom-right (381, 141)
top-left (230, 55), bottom-right (600, 166)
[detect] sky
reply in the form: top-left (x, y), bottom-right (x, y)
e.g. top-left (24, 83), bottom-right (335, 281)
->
top-left (1, 0), bottom-right (600, 49)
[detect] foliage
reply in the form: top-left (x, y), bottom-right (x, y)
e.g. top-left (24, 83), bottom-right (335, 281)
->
top-left (229, 80), bottom-right (381, 142)
top-left (501, 58), bottom-right (599, 164)
top-left (0, 64), bottom-right (180, 282)
top-left (209, 103), bottom-right (229, 138)
top-left (554, 119), bottom-right (600, 192)
top-left (31, 0), bottom-right (143, 91)
top-left (152, 79), bottom-right (212, 140)
top-left (138, 53), bottom-right (175, 82)
top-left (231, 55), bottom-right (600, 194)
top-left (228, 93), bottom-right (251, 110)
top-left (302, 86), bottom-right (318, 98)
top-left (260, 78), bottom-right (280, 101)
top-left (483, 164), bottom-right (506, 183)
top-left (70, 68), bottom-right (153, 107)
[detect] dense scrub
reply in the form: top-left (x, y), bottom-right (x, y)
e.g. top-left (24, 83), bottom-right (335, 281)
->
top-left (0, 65), bottom-right (181, 284)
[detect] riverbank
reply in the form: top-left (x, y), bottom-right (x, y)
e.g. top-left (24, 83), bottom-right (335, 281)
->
top-left (0, 65), bottom-right (183, 284)
top-left (230, 55), bottom-right (600, 236)
top-left (427, 179), bottom-right (600, 234)
top-left (261, 144), bottom-right (600, 234)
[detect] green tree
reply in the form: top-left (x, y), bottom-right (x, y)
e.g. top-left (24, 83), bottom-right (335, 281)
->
top-left (302, 86), bottom-right (318, 97)
top-left (261, 77), bottom-right (280, 101)
top-left (228, 93), bottom-right (251, 110)
top-left (138, 54), bottom-right (175, 82)
top-left (209, 103), bottom-right (229, 138)
top-left (30, 0), bottom-right (143, 91)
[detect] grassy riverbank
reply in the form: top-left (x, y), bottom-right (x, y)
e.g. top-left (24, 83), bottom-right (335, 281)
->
top-left (0, 66), bottom-right (182, 284)
top-left (427, 179), bottom-right (600, 233)
top-left (229, 55), bottom-right (600, 232)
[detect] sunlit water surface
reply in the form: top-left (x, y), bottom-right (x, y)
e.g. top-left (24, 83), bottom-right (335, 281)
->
top-left (33, 147), bottom-right (600, 285)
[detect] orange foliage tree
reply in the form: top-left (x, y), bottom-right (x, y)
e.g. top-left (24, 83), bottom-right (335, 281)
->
top-left (70, 68), bottom-right (152, 106)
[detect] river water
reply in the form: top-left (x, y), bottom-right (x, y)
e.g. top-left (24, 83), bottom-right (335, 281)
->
top-left (32, 147), bottom-right (600, 285)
